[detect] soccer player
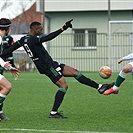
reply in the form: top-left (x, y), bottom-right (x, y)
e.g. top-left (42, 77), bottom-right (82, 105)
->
top-left (104, 53), bottom-right (133, 95)
top-left (0, 18), bottom-right (20, 120)
top-left (1, 19), bottom-right (114, 118)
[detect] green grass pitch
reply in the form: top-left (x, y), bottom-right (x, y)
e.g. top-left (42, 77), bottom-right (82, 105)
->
top-left (0, 72), bottom-right (132, 133)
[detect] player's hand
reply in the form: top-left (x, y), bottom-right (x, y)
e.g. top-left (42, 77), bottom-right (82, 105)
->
top-left (10, 67), bottom-right (21, 80)
top-left (63, 19), bottom-right (73, 30)
top-left (118, 58), bottom-right (123, 64)
top-left (4, 61), bottom-right (11, 70)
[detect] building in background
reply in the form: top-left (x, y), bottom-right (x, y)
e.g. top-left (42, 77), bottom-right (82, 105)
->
top-left (35, 0), bottom-right (133, 72)
top-left (1, 0), bottom-right (133, 72)
top-left (11, 3), bottom-right (41, 34)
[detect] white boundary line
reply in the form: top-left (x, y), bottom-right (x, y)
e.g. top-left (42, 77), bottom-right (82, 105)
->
top-left (9, 78), bottom-right (132, 83)
top-left (0, 128), bottom-right (116, 133)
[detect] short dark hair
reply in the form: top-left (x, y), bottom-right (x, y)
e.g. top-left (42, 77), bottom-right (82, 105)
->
top-left (30, 21), bottom-right (41, 29)
top-left (0, 18), bottom-right (11, 30)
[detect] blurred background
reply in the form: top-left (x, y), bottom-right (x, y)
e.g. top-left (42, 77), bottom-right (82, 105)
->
top-left (0, 0), bottom-right (133, 73)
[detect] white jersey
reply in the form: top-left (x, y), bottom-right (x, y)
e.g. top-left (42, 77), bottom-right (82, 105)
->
top-left (122, 53), bottom-right (133, 61)
top-left (0, 35), bottom-right (7, 67)
top-left (0, 35), bottom-right (2, 44)
top-left (121, 53), bottom-right (133, 73)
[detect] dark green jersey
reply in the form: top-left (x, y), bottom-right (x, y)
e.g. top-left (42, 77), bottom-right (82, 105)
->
top-left (1, 28), bottom-right (63, 75)
top-left (2, 34), bottom-right (14, 60)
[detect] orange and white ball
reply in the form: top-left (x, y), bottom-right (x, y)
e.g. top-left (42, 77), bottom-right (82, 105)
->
top-left (99, 66), bottom-right (112, 79)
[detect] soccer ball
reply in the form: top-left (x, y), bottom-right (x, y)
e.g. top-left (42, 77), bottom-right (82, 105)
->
top-left (99, 66), bottom-right (112, 79)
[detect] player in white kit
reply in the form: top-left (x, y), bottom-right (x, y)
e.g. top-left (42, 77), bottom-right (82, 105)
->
top-left (0, 18), bottom-right (20, 120)
top-left (104, 53), bottom-right (133, 95)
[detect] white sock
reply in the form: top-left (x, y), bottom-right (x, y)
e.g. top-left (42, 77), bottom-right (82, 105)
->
top-left (0, 93), bottom-right (6, 98)
top-left (119, 70), bottom-right (127, 78)
top-left (97, 84), bottom-right (102, 90)
top-left (0, 111), bottom-right (3, 114)
top-left (51, 111), bottom-right (57, 115)
top-left (113, 85), bottom-right (119, 91)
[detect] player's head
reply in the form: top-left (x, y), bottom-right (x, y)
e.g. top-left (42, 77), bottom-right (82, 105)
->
top-left (30, 21), bottom-right (43, 35)
top-left (0, 18), bottom-right (11, 36)
top-left (0, 18), bottom-right (11, 30)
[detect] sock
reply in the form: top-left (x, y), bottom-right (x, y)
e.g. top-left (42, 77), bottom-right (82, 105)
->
top-left (0, 93), bottom-right (6, 111)
top-left (113, 71), bottom-right (126, 90)
top-left (51, 88), bottom-right (66, 112)
top-left (97, 84), bottom-right (102, 90)
top-left (75, 72), bottom-right (99, 89)
top-left (0, 111), bottom-right (3, 114)
top-left (50, 111), bottom-right (57, 115)
top-left (115, 75), bottom-right (125, 87)
top-left (112, 85), bottom-right (119, 91)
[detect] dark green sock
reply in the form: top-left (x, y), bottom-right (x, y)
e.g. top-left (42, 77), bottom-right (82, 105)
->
top-left (52, 88), bottom-right (66, 112)
top-left (0, 96), bottom-right (5, 111)
top-left (115, 75), bottom-right (125, 87)
top-left (75, 72), bottom-right (99, 89)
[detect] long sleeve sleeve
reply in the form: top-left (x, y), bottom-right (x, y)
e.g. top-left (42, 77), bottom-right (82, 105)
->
top-left (0, 42), bottom-right (20, 59)
top-left (0, 57), bottom-right (6, 67)
top-left (122, 53), bottom-right (133, 61)
top-left (40, 28), bottom-right (63, 43)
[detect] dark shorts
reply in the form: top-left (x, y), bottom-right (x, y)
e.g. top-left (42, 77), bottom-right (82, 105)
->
top-left (47, 63), bottom-right (65, 84)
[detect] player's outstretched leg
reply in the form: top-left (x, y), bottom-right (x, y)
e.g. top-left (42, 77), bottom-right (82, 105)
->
top-left (74, 72), bottom-right (114, 94)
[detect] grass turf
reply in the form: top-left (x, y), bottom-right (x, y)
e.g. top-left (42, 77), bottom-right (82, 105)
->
top-left (0, 72), bottom-right (132, 133)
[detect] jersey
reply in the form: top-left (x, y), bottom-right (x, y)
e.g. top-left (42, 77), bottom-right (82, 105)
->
top-left (1, 28), bottom-right (64, 76)
top-left (0, 36), bottom-right (7, 68)
top-left (122, 53), bottom-right (133, 73)
top-left (122, 53), bottom-right (133, 61)
top-left (0, 35), bottom-right (3, 54)
top-left (19, 34), bottom-right (56, 74)
top-left (2, 34), bottom-right (14, 60)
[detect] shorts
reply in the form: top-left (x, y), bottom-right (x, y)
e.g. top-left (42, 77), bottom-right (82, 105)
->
top-left (0, 74), bottom-right (4, 80)
top-left (47, 63), bottom-right (65, 84)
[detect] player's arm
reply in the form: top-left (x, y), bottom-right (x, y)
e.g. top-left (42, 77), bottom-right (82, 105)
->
top-left (118, 53), bottom-right (133, 64)
top-left (40, 19), bottom-right (73, 43)
top-left (0, 41), bottom-right (20, 59)
top-left (0, 58), bottom-right (20, 78)
top-left (40, 29), bottom-right (63, 42)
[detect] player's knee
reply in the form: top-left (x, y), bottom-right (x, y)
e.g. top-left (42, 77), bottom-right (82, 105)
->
top-left (73, 69), bottom-right (79, 76)
top-left (6, 83), bottom-right (12, 92)
top-left (65, 84), bottom-right (68, 90)
top-left (62, 84), bottom-right (68, 90)
top-left (122, 65), bottom-right (132, 73)
top-left (57, 82), bottom-right (68, 90)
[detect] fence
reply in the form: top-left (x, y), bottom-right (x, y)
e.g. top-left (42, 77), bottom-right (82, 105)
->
top-left (13, 32), bottom-right (133, 72)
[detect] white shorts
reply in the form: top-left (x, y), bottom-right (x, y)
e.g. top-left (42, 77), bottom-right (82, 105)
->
top-left (0, 74), bottom-right (4, 80)
top-left (128, 62), bottom-right (133, 73)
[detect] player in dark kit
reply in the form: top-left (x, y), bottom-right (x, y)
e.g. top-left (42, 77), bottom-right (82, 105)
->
top-left (1, 19), bottom-right (114, 118)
